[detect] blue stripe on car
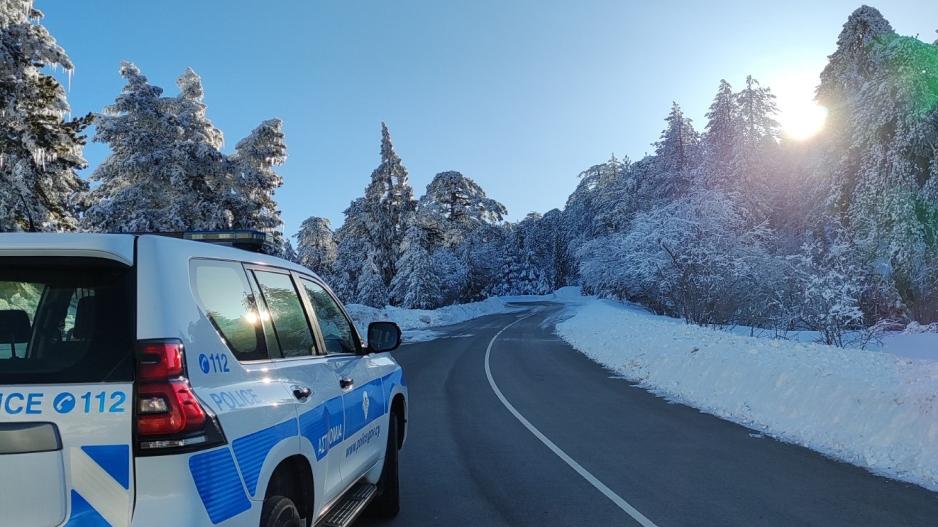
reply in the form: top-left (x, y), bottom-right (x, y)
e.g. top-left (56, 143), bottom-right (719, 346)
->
top-left (232, 418), bottom-right (298, 496)
top-left (189, 447), bottom-right (252, 524)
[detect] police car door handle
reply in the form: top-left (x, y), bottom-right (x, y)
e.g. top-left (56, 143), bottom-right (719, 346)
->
top-left (339, 377), bottom-right (354, 390)
top-left (292, 386), bottom-right (312, 400)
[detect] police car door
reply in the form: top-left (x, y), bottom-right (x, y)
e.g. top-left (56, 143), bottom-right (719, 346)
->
top-left (0, 257), bottom-right (136, 527)
top-left (247, 267), bottom-right (347, 507)
top-left (297, 277), bottom-right (392, 489)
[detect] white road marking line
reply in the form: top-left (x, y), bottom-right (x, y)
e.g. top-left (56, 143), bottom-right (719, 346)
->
top-left (484, 312), bottom-right (660, 527)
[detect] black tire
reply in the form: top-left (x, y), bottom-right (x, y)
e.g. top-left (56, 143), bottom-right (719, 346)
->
top-left (369, 414), bottom-right (401, 518)
top-left (260, 495), bottom-right (303, 527)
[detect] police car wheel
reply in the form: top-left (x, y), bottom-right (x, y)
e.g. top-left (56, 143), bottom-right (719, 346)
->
top-left (260, 495), bottom-right (302, 527)
top-left (369, 414), bottom-right (400, 518)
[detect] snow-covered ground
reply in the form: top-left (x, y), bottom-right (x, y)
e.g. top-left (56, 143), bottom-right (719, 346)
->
top-left (553, 290), bottom-right (938, 491)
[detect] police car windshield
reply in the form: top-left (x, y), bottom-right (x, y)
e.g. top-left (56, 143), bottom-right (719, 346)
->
top-left (0, 257), bottom-right (134, 384)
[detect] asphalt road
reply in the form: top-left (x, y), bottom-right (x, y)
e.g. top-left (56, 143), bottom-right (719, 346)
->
top-left (360, 302), bottom-right (938, 527)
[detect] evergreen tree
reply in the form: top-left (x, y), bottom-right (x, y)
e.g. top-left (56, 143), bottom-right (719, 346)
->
top-left (736, 75), bottom-right (780, 144)
top-left (296, 216), bottom-right (337, 277)
top-left (416, 170), bottom-right (506, 247)
top-left (0, 0), bottom-right (89, 231)
top-left (332, 198), bottom-right (368, 302)
top-left (488, 223), bottom-right (551, 296)
top-left (84, 63), bottom-right (227, 232)
top-left (85, 63), bottom-right (287, 239)
top-left (228, 118), bottom-right (288, 251)
top-left (362, 123), bottom-right (416, 289)
top-left (356, 253), bottom-right (389, 308)
top-left (733, 75), bottom-right (780, 217)
top-left (816, 6), bottom-right (938, 317)
top-left (699, 80), bottom-right (739, 191)
top-left (390, 224), bottom-right (443, 309)
top-left (652, 102), bottom-right (699, 200)
top-left (817, 6), bottom-right (896, 216)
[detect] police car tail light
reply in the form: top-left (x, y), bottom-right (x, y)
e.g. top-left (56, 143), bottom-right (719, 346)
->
top-left (134, 339), bottom-right (225, 454)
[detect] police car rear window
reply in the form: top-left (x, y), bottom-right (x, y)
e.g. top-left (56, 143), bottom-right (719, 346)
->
top-left (0, 257), bottom-right (134, 384)
top-left (190, 259), bottom-right (269, 361)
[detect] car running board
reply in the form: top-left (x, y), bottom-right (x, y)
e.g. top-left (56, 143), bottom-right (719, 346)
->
top-left (316, 481), bottom-right (378, 527)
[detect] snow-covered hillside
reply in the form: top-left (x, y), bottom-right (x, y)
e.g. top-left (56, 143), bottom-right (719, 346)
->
top-left (554, 293), bottom-right (938, 491)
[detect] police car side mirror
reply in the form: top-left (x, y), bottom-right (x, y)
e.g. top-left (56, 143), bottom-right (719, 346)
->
top-left (366, 321), bottom-right (401, 353)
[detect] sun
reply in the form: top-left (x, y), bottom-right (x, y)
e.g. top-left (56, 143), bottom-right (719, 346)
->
top-left (779, 101), bottom-right (828, 140)
top-left (766, 68), bottom-right (828, 141)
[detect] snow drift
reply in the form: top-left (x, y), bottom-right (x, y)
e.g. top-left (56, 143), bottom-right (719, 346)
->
top-left (555, 296), bottom-right (938, 491)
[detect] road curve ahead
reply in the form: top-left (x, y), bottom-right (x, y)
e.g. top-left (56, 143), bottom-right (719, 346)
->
top-left (361, 302), bottom-right (938, 527)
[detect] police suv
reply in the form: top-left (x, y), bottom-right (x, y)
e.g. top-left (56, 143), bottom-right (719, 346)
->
top-left (0, 231), bottom-right (408, 527)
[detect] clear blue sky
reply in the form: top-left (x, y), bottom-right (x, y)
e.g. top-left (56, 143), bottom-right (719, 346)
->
top-left (42, 1), bottom-right (937, 238)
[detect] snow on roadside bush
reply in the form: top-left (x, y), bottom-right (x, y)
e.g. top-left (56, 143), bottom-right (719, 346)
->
top-left (555, 297), bottom-right (938, 491)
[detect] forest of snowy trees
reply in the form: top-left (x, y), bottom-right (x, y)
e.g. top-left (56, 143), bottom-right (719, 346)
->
top-left (2, 1), bottom-right (938, 346)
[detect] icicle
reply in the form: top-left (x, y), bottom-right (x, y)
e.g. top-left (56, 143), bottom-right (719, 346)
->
top-left (66, 67), bottom-right (72, 92)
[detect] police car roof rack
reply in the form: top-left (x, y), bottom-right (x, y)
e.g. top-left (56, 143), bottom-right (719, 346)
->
top-left (135, 230), bottom-right (275, 254)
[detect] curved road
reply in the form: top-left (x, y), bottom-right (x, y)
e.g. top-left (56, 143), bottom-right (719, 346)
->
top-left (361, 302), bottom-right (938, 527)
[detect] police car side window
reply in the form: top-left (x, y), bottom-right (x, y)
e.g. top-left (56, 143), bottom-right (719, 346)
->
top-left (190, 260), bottom-right (269, 361)
top-left (300, 278), bottom-right (359, 355)
top-left (252, 270), bottom-right (318, 358)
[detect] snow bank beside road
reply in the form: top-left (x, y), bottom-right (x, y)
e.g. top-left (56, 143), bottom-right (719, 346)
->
top-left (555, 298), bottom-right (938, 491)
top-left (346, 297), bottom-right (520, 343)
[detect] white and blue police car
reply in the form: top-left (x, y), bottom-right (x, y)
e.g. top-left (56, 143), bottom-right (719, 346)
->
top-left (0, 231), bottom-right (408, 527)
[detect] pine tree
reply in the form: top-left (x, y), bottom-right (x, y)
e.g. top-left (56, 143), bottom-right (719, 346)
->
top-left (332, 198), bottom-right (368, 302)
top-left (736, 75), bottom-right (780, 144)
top-left (295, 216), bottom-right (337, 277)
top-left (390, 224), bottom-right (443, 309)
top-left (816, 7), bottom-right (938, 317)
top-left (0, 0), bottom-right (90, 232)
top-left (817, 6), bottom-right (896, 216)
top-left (652, 102), bottom-right (700, 200)
top-left (362, 123), bottom-right (416, 289)
top-left (488, 224), bottom-right (551, 296)
top-left (84, 63), bottom-right (227, 232)
top-left (416, 170), bottom-right (506, 247)
top-left (732, 75), bottom-right (780, 217)
top-left (228, 118), bottom-right (288, 251)
top-left (356, 253), bottom-right (389, 308)
top-left (699, 80), bottom-right (739, 191)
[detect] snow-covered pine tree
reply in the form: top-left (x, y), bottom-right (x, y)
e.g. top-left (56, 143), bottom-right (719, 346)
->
top-left (488, 222), bottom-right (551, 296)
top-left (361, 123), bottom-right (415, 290)
top-left (457, 223), bottom-right (507, 301)
top-left (356, 253), bottom-right (389, 308)
top-left (84, 63), bottom-right (227, 232)
top-left (295, 216), bottom-right (337, 277)
top-left (0, 0), bottom-right (89, 231)
top-left (332, 198), bottom-right (368, 302)
top-left (416, 170), bottom-right (507, 247)
top-left (227, 118), bottom-right (288, 252)
top-left (559, 154), bottom-right (632, 281)
top-left (390, 224), bottom-right (443, 309)
top-left (817, 6), bottom-right (938, 319)
top-left (699, 79), bottom-right (739, 191)
top-left (651, 102), bottom-right (700, 201)
top-left (732, 75), bottom-right (780, 218)
top-left (817, 6), bottom-right (895, 217)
